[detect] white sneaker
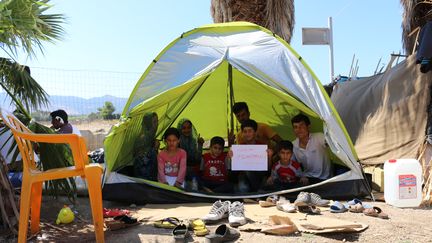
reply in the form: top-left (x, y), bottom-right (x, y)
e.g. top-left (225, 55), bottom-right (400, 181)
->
top-left (228, 201), bottom-right (247, 227)
top-left (276, 196), bottom-right (296, 213)
top-left (202, 200), bottom-right (230, 222)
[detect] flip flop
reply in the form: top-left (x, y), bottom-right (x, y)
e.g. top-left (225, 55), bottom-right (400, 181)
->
top-left (153, 217), bottom-right (180, 229)
top-left (259, 195), bottom-right (278, 207)
top-left (330, 201), bottom-right (348, 213)
top-left (347, 203), bottom-right (364, 213)
top-left (363, 206), bottom-right (389, 219)
top-left (188, 218), bottom-right (209, 236)
top-left (346, 198), bottom-right (362, 206)
top-left (276, 197), bottom-right (296, 213)
top-left (297, 205), bottom-right (321, 214)
top-left (172, 224), bottom-right (190, 241)
top-left (105, 215), bottom-right (139, 231)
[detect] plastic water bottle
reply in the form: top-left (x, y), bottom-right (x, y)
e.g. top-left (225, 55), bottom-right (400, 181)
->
top-left (384, 159), bottom-right (422, 208)
top-left (191, 177), bottom-right (198, 191)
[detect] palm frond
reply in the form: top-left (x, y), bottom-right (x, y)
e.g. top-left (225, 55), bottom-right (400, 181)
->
top-left (0, 0), bottom-right (65, 58)
top-left (0, 57), bottom-right (49, 111)
top-left (28, 118), bottom-right (77, 202)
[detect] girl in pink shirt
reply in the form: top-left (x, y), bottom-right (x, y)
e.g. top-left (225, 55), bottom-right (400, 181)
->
top-left (157, 127), bottom-right (187, 188)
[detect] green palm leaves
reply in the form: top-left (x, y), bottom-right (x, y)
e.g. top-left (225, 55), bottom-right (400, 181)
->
top-left (1, 1), bottom-right (77, 202)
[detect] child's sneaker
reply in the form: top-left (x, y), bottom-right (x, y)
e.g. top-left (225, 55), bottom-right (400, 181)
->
top-left (202, 200), bottom-right (230, 223)
top-left (228, 201), bottom-right (247, 227)
top-left (294, 191), bottom-right (311, 206)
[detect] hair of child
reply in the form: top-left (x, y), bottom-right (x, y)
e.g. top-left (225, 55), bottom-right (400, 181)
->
top-left (232, 101), bottom-right (249, 114)
top-left (240, 119), bottom-right (258, 131)
top-left (210, 136), bottom-right (225, 147)
top-left (163, 127), bottom-right (180, 140)
top-left (291, 113), bottom-right (310, 125)
top-left (277, 140), bottom-right (294, 152)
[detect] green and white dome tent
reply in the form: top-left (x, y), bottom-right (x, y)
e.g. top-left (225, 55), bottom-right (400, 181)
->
top-left (103, 22), bottom-right (370, 203)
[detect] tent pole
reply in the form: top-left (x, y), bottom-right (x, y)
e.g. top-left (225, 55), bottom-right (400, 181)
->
top-left (228, 64), bottom-right (236, 138)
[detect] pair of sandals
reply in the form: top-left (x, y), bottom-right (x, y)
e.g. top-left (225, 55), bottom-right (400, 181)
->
top-left (259, 196), bottom-right (296, 213)
top-left (154, 217), bottom-right (209, 240)
top-left (330, 198), bottom-right (365, 213)
top-left (259, 196), bottom-right (320, 214)
top-left (330, 199), bottom-right (389, 219)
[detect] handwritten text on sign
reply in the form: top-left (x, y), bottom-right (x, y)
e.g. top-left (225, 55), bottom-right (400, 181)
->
top-left (231, 145), bottom-right (268, 171)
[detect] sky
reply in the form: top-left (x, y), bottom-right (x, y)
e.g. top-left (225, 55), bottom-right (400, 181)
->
top-left (4, 0), bottom-right (403, 98)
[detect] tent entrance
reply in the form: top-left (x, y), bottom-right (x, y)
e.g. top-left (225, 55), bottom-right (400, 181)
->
top-left (138, 60), bottom-right (325, 141)
top-left (107, 60), bottom-right (330, 172)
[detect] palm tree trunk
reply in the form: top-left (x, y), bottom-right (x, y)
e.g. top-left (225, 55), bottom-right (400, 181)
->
top-left (210, 0), bottom-right (295, 43)
top-left (0, 154), bottom-right (19, 234)
top-left (400, 0), bottom-right (432, 55)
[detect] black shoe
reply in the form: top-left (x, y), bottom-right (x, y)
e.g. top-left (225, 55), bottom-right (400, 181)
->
top-left (173, 224), bottom-right (190, 242)
top-left (205, 224), bottom-right (240, 243)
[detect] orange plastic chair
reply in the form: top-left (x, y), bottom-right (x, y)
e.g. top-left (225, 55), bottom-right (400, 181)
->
top-left (0, 110), bottom-right (104, 243)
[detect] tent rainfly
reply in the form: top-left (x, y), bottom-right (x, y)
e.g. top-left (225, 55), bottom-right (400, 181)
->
top-left (102, 22), bottom-right (371, 204)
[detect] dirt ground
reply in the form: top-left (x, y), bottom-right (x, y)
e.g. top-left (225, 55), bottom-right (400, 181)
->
top-left (3, 120), bottom-right (431, 242)
top-left (1, 194), bottom-right (431, 243)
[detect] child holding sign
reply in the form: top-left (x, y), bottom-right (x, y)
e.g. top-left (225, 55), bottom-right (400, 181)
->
top-left (229, 119), bottom-right (273, 192)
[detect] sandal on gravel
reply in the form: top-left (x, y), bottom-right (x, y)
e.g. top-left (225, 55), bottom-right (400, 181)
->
top-left (172, 224), bottom-right (190, 242)
top-left (105, 215), bottom-right (139, 231)
top-left (153, 217), bottom-right (180, 229)
top-left (276, 197), bottom-right (296, 213)
top-left (346, 198), bottom-right (362, 206)
top-left (363, 207), bottom-right (389, 219)
top-left (259, 195), bottom-right (278, 207)
top-left (330, 201), bottom-right (348, 213)
top-left (297, 205), bottom-right (321, 215)
top-left (348, 203), bottom-right (364, 213)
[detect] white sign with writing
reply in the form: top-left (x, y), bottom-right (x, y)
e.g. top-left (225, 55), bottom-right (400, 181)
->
top-left (231, 145), bottom-right (268, 171)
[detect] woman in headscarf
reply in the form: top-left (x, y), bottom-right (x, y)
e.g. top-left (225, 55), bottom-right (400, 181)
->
top-left (177, 118), bottom-right (204, 179)
top-left (133, 112), bottom-right (159, 180)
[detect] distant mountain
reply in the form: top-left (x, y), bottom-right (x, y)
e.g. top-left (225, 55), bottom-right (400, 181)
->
top-left (0, 93), bottom-right (128, 115)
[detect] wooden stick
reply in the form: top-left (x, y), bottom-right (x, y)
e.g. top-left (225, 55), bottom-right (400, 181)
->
top-left (41, 222), bottom-right (70, 233)
top-left (0, 189), bottom-right (17, 234)
top-left (0, 156), bottom-right (20, 216)
top-left (75, 214), bottom-right (89, 223)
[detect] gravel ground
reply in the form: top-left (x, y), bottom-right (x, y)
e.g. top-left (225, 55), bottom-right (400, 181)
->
top-left (1, 195), bottom-right (431, 243)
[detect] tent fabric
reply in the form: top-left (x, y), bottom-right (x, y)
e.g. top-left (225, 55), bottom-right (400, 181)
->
top-left (103, 22), bottom-right (369, 202)
top-left (103, 172), bottom-right (369, 203)
top-left (331, 55), bottom-right (432, 165)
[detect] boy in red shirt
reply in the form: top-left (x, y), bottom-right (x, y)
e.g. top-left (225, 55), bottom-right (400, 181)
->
top-left (265, 140), bottom-right (302, 190)
top-left (200, 136), bottom-right (232, 193)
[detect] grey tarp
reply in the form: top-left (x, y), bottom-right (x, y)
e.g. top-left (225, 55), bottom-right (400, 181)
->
top-left (331, 55), bottom-right (432, 165)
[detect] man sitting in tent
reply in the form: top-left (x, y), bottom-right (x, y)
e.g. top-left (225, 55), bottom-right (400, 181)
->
top-left (50, 109), bottom-right (81, 136)
top-left (291, 114), bottom-right (331, 185)
top-left (229, 102), bottom-right (282, 146)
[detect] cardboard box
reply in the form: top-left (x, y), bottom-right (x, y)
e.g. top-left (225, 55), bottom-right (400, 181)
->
top-left (364, 166), bottom-right (384, 192)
